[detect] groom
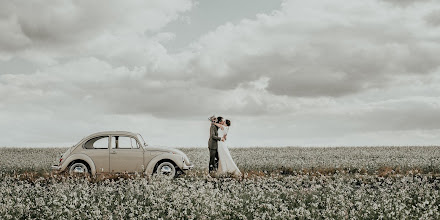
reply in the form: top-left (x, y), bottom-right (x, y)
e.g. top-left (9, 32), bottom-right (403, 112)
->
top-left (208, 116), bottom-right (225, 173)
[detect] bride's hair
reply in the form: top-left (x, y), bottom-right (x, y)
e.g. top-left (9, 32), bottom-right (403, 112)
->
top-left (217, 116), bottom-right (223, 123)
top-left (226, 119), bottom-right (231, 126)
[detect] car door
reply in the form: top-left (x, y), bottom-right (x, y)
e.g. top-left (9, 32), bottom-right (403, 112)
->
top-left (81, 136), bottom-right (110, 173)
top-left (109, 135), bottom-right (144, 173)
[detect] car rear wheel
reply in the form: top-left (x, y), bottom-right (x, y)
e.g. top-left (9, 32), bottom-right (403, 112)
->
top-left (69, 162), bottom-right (89, 176)
top-left (156, 161), bottom-right (176, 178)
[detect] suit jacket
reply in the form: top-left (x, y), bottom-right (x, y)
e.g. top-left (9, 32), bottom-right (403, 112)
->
top-left (208, 123), bottom-right (221, 150)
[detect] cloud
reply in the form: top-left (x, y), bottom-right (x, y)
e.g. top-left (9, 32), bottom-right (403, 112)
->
top-left (2, 0), bottom-right (439, 114)
top-left (183, 0), bottom-right (440, 98)
top-left (381, 0), bottom-right (432, 7)
top-left (1, 0), bottom-right (440, 146)
top-left (0, 0), bottom-right (193, 64)
top-left (425, 9), bottom-right (440, 26)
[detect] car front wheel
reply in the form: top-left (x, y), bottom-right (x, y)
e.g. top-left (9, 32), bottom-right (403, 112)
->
top-left (69, 162), bottom-right (89, 176)
top-left (156, 161), bottom-right (176, 178)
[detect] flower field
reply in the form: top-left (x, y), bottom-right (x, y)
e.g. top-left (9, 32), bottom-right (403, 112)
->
top-left (1, 146), bottom-right (439, 219)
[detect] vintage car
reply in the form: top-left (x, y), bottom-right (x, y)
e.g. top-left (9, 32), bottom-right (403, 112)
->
top-left (51, 131), bottom-right (193, 178)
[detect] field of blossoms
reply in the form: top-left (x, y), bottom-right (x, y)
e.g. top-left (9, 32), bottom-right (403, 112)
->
top-left (1, 146), bottom-right (440, 219)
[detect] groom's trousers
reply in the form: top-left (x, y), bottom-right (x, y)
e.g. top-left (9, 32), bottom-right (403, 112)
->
top-left (209, 149), bottom-right (219, 172)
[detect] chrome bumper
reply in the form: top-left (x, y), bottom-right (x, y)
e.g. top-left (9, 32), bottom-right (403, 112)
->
top-left (51, 165), bottom-right (61, 171)
top-left (182, 163), bottom-right (194, 170)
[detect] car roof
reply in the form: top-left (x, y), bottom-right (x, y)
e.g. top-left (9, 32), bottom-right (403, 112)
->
top-left (87, 131), bottom-right (138, 137)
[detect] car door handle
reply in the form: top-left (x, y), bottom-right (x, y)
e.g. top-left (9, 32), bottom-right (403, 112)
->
top-left (110, 151), bottom-right (117, 154)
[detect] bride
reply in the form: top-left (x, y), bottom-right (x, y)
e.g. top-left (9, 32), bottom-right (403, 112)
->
top-left (212, 119), bottom-right (242, 178)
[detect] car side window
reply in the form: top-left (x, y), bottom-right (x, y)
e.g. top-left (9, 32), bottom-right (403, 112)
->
top-left (131, 138), bottom-right (140, 149)
top-left (84, 136), bottom-right (109, 149)
top-left (111, 136), bottom-right (139, 149)
top-left (118, 136), bottom-right (132, 149)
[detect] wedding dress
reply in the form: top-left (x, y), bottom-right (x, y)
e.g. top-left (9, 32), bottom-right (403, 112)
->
top-left (217, 127), bottom-right (242, 177)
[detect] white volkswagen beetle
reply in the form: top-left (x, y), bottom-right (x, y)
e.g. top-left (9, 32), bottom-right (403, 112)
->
top-left (51, 131), bottom-right (193, 178)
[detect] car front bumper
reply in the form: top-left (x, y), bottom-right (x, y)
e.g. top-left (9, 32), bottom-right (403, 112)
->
top-left (182, 163), bottom-right (194, 170)
top-left (51, 165), bottom-right (62, 171)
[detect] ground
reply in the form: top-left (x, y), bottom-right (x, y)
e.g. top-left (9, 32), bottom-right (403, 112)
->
top-left (0, 146), bottom-right (439, 219)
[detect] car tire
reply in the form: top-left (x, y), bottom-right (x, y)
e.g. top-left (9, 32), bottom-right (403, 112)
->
top-left (155, 161), bottom-right (176, 178)
top-left (69, 162), bottom-right (90, 176)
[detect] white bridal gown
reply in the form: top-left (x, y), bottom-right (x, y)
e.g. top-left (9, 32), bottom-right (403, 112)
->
top-left (217, 127), bottom-right (242, 177)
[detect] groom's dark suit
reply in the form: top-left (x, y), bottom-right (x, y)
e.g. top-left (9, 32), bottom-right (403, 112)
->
top-left (208, 123), bottom-right (221, 172)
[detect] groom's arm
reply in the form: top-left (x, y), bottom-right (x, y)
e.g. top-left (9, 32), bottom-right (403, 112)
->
top-left (210, 125), bottom-right (221, 141)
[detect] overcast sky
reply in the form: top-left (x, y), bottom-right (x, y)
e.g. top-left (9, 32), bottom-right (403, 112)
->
top-left (1, 0), bottom-right (440, 147)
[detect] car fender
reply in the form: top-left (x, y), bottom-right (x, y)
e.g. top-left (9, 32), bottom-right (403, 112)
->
top-left (145, 153), bottom-right (184, 175)
top-left (60, 154), bottom-right (97, 175)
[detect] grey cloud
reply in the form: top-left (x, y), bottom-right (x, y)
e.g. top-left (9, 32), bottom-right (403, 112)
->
top-left (381, 0), bottom-right (431, 7)
top-left (70, 79), bottom-right (285, 118)
top-left (282, 97), bottom-right (440, 140)
top-left (344, 98), bottom-right (440, 132)
top-left (0, 58), bottom-right (40, 75)
top-left (0, 55), bottom-right (296, 119)
top-left (425, 10), bottom-right (440, 26)
top-left (2, 0), bottom-right (439, 118)
top-left (359, 100), bottom-right (440, 131)
top-left (2, 0), bottom-right (440, 147)
top-left (183, 0), bottom-right (440, 98)
top-left (0, 0), bottom-right (193, 66)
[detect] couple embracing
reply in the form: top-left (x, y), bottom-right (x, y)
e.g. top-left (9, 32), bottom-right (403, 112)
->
top-left (208, 116), bottom-right (242, 178)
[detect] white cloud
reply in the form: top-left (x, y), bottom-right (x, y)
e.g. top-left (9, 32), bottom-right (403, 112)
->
top-left (1, 0), bottom-right (440, 147)
top-left (0, 0), bottom-right (193, 64)
top-left (183, 0), bottom-right (440, 97)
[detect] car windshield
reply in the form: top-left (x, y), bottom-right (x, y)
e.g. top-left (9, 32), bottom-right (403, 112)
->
top-left (137, 133), bottom-right (146, 147)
